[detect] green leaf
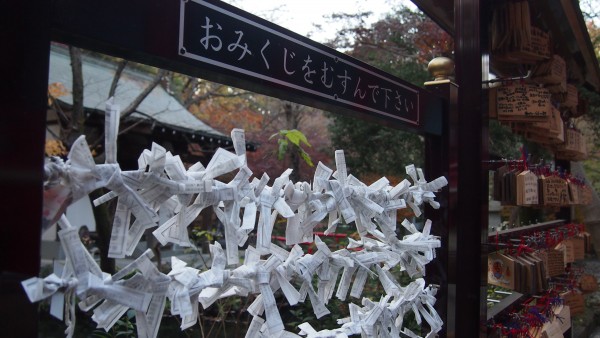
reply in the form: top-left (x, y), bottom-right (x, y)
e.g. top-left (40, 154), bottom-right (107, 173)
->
top-left (284, 129), bottom-right (311, 147)
top-left (299, 149), bottom-right (314, 167)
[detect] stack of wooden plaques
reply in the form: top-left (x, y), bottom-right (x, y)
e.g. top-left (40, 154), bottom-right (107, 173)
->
top-left (492, 165), bottom-right (591, 207)
top-left (488, 2), bottom-right (590, 161)
top-left (488, 251), bottom-right (548, 294)
top-left (491, 1), bottom-right (551, 64)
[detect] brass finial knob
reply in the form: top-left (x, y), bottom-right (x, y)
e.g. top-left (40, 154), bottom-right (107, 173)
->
top-left (427, 57), bottom-right (454, 82)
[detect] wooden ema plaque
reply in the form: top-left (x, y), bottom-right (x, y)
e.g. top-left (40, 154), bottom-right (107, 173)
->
top-left (580, 274), bottom-right (598, 293)
top-left (566, 182), bottom-right (591, 206)
top-left (542, 248), bottom-right (565, 278)
top-left (526, 27), bottom-right (552, 60)
top-left (561, 84), bottom-right (578, 108)
top-left (489, 87), bottom-right (498, 119)
top-left (540, 175), bottom-right (569, 206)
top-left (564, 129), bottom-right (582, 152)
top-left (558, 237), bottom-right (584, 264)
top-left (561, 291), bottom-right (585, 315)
top-left (555, 129), bottom-right (587, 161)
top-left (579, 185), bottom-right (593, 205)
top-left (572, 237), bottom-right (585, 260)
top-left (495, 26), bottom-right (552, 64)
top-left (488, 252), bottom-right (515, 290)
top-left (509, 105), bottom-right (564, 145)
top-left (568, 182), bottom-right (580, 205)
top-left (533, 55), bottom-right (567, 85)
top-left (497, 84), bottom-right (552, 122)
top-left (517, 170), bottom-right (539, 205)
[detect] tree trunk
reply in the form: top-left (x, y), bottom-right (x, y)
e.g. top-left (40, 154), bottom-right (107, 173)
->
top-left (90, 189), bottom-right (115, 274)
top-left (284, 102), bottom-right (301, 182)
top-left (68, 46), bottom-right (84, 145)
top-left (66, 45), bottom-right (168, 275)
top-left (67, 47), bottom-right (116, 273)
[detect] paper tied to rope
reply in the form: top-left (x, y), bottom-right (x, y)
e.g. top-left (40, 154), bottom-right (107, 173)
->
top-left (167, 242), bottom-right (227, 330)
top-left (405, 164), bottom-right (448, 217)
top-left (256, 169), bottom-right (295, 254)
top-left (41, 134), bottom-right (111, 229)
top-left (35, 100), bottom-right (448, 338)
top-left (331, 278), bottom-right (441, 338)
top-left (22, 263), bottom-right (79, 338)
top-left (243, 245), bottom-right (304, 336)
top-left (22, 272), bottom-right (78, 304)
top-left (80, 245), bottom-right (170, 338)
top-left (395, 219), bottom-right (441, 277)
top-left (153, 131), bottom-right (249, 261)
top-left (23, 216), bottom-right (170, 338)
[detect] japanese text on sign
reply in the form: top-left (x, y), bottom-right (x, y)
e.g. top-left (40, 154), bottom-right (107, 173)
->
top-left (179, 0), bottom-right (420, 125)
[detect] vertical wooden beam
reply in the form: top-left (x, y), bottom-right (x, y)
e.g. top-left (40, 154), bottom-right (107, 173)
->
top-left (454, 0), bottom-right (489, 336)
top-left (0, 0), bottom-right (50, 336)
top-left (425, 81), bottom-right (457, 337)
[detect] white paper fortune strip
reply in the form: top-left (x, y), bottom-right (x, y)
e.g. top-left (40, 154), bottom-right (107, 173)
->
top-left (28, 99), bottom-right (448, 338)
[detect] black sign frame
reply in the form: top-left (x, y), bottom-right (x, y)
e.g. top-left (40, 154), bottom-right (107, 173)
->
top-left (50, 0), bottom-right (442, 135)
top-left (179, 0), bottom-right (421, 127)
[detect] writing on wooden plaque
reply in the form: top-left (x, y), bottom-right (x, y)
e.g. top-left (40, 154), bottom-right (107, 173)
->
top-left (533, 55), bottom-right (566, 85)
top-left (541, 175), bottom-right (568, 206)
top-left (556, 128), bottom-right (587, 161)
top-left (497, 84), bottom-right (551, 121)
top-left (517, 170), bottom-right (539, 205)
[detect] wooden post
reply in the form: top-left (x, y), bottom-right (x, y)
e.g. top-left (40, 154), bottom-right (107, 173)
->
top-left (425, 56), bottom-right (457, 338)
top-left (454, 0), bottom-right (489, 336)
top-left (0, 0), bottom-right (50, 336)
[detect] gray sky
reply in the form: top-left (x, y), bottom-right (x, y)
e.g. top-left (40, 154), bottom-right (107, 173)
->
top-left (223, 0), bottom-right (415, 43)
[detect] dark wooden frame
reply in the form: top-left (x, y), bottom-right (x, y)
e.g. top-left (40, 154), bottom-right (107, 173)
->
top-left (1, 0), bottom-right (466, 336)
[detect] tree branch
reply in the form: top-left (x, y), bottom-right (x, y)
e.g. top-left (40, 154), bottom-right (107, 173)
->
top-left (120, 69), bottom-right (167, 118)
top-left (181, 77), bottom-right (197, 105)
top-left (108, 59), bottom-right (128, 98)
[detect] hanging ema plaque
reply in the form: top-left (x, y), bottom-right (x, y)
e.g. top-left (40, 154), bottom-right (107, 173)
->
top-left (540, 175), bottom-right (569, 206)
top-left (496, 84), bottom-right (552, 121)
top-left (178, 0), bottom-right (420, 126)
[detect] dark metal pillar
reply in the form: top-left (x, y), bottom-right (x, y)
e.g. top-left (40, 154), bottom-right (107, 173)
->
top-left (454, 0), bottom-right (489, 337)
top-left (425, 81), bottom-right (457, 337)
top-left (0, 0), bottom-right (50, 336)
